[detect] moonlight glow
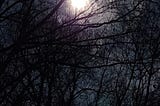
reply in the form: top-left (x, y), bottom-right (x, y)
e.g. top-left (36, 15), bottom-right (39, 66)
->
top-left (71, 0), bottom-right (89, 10)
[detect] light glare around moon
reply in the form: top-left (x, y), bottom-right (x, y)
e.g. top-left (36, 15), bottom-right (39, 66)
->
top-left (71, 0), bottom-right (89, 10)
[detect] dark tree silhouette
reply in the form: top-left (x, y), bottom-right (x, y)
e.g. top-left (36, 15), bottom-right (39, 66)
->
top-left (0, 0), bottom-right (160, 106)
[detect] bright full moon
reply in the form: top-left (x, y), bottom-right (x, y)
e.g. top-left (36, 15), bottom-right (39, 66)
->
top-left (71, 0), bottom-right (89, 10)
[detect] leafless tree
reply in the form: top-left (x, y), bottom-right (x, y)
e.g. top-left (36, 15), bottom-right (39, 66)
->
top-left (0, 0), bottom-right (160, 106)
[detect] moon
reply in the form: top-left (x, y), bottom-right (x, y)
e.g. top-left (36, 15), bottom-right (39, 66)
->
top-left (71, 0), bottom-right (89, 10)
